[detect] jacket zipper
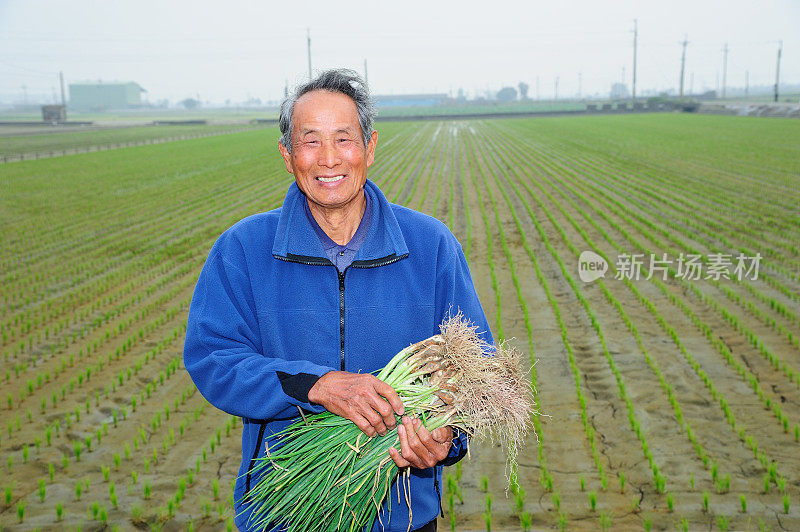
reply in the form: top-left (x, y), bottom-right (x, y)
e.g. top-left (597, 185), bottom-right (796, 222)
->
top-left (434, 466), bottom-right (444, 518)
top-left (243, 421), bottom-right (267, 501)
top-left (338, 268), bottom-right (347, 371)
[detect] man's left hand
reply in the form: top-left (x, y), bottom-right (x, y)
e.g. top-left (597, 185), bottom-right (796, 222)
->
top-left (388, 416), bottom-right (452, 469)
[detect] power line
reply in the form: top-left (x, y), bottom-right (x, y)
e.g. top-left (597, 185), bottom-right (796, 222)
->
top-left (0, 60), bottom-right (55, 77)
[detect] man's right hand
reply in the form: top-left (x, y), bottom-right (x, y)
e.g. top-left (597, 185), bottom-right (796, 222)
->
top-left (307, 371), bottom-right (405, 438)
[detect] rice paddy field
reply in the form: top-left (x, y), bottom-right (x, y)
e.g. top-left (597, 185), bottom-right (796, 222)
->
top-left (1, 113), bottom-right (799, 531)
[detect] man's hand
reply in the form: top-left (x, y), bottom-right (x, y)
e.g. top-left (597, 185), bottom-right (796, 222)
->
top-left (389, 417), bottom-right (453, 469)
top-left (308, 371), bottom-right (404, 437)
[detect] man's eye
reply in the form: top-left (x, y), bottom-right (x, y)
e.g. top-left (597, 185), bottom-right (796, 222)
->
top-left (337, 138), bottom-right (351, 143)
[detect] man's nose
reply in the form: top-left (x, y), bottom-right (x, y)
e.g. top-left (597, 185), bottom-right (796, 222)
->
top-left (318, 142), bottom-right (340, 168)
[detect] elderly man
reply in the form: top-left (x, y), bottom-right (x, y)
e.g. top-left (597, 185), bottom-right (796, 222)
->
top-left (184, 69), bottom-right (493, 532)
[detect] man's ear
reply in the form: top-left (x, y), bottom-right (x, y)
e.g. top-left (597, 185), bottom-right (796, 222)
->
top-left (366, 130), bottom-right (378, 168)
top-left (278, 142), bottom-right (294, 174)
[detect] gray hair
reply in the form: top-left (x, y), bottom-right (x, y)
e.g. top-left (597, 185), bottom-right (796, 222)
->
top-left (278, 69), bottom-right (376, 153)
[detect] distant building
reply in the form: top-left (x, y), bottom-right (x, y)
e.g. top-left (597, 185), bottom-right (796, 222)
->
top-left (69, 81), bottom-right (146, 111)
top-left (41, 105), bottom-right (66, 123)
top-left (609, 83), bottom-right (629, 100)
top-left (373, 94), bottom-right (448, 107)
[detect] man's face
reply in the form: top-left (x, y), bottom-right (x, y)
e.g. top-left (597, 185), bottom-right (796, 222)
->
top-left (279, 90), bottom-right (377, 213)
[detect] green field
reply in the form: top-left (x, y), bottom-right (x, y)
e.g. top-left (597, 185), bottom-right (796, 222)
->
top-left (1, 114), bottom-right (799, 530)
top-left (0, 123), bottom-right (264, 158)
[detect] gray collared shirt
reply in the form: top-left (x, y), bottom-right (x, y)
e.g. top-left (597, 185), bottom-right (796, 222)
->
top-left (303, 192), bottom-right (372, 272)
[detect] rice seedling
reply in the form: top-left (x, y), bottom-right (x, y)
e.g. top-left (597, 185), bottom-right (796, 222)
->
top-left (17, 501), bottom-right (25, 523)
top-left (49, 462), bottom-right (55, 482)
top-left (717, 514), bottom-right (730, 531)
top-left (480, 475), bottom-right (489, 493)
top-left (143, 480), bottom-right (151, 500)
top-left (520, 511), bottom-right (532, 531)
top-left (599, 511), bottom-right (611, 531)
top-left (740, 494), bottom-right (747, 513)
top-left (243, 316), bottom-right (533, 532)
top-left (618, 471), bottom-right (626, 493)
top-left (75, 481), bottom-right (82, 501)
top-left (666, 492), bottom-right (674, 512)
top-left (702, 491), bottom-right (709, 513)
top-left (38, 479), bottom-right (46, 502)
top-left (678, 516), bottom-right (689, 532)
top-left (557, 512), bottom-right (567, 531)
top-left (212, 478), bottom-right (220, 500)
top-left (589, 490), bottom-right (597, 511)
top-left (551, 490), bottom-right (560, 512)
top-left (56, 501), bottom-right (63, 521)
top-left (4, 485), bottom-right (11, 505)
top-left (484, 493), bottom-right (493, 531)
top-left (783, 494), bottom-right (790, 514)
top-left (514, 484), bottom-right (526, 514)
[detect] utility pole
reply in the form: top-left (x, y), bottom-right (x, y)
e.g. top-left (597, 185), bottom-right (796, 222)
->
top-left (306, 28), bottom-right (312, 80)
top-left (59, 71), bottom-right (67, 119)
top-left (774, 40), bottom-right (782, 102)
top-left (554, 76), bottom-right (559, 100)
top-left (745, 70), bottom-right (749, 99)
top-left (679, 35), bottom-right (688, 100)
top-left (363, 59), bottom-right (369, 86)
top-left (690, 72), bottom-right (694, 96)
top-left (721, 43), bottom-right (728, 99)
top-left (632, 19), bottom-right (638, 101)
top-left (536, 76), bottom-right (540, 100)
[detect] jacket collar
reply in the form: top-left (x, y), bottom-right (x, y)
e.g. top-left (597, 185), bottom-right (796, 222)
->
top-left (272, 179), bottom-right (409, 267)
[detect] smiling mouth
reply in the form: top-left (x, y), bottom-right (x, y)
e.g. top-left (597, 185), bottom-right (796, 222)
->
top-left (316, 175), bottom-right (345, 183)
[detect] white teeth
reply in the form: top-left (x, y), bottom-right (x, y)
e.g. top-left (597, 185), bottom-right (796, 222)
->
top-left (317, 175), bottom-right (344, 183)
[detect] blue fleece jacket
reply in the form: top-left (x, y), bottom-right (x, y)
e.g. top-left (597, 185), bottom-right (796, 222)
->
top-left (183, 179), bottom-right (493, 531)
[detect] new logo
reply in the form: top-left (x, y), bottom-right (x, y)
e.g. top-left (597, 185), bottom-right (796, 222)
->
top-left (578, 251), bottom-right (608, 283)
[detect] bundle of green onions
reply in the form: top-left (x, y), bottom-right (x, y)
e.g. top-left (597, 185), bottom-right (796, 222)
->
top-left (241, 314), bottom-right (534, 532)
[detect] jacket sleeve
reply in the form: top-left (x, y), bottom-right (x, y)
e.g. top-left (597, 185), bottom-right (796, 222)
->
top-left (183, 238), bottom-right (335, 421)
top-left (434, 234), bottom-right (495, 465)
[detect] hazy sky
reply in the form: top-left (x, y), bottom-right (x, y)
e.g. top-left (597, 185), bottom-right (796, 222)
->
top-left (1, 0), bottom-right (797, 105)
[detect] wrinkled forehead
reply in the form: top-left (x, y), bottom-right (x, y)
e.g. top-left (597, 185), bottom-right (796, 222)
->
top-left (292, 90), bottom-right (361, 136)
